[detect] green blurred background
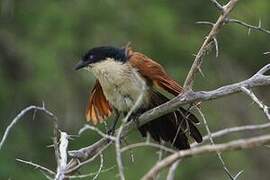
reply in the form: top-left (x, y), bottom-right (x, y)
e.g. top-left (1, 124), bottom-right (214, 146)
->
top-left (0, 0), bottom-right (270, 179)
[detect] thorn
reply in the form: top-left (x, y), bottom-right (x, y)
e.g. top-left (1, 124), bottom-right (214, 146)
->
top-left (234, 170), bottom-right (244, 180)
top-left (32, 109), bottom-right (37, 121)
top-left (198, 67), bottom-right (205, 77)
top-left (248, 28), bottom-right (251, 36)
top-left (258, 19), bottom-right (262, 28)
top-left (213, 37), bottom-right (219, 58)
top-left (42, 101), bottom-right (45, 109)
top-left (196, 21), bottom-right (214, 26)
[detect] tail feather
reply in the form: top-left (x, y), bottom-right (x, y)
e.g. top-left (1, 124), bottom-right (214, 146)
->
top-left (138, 91), bottom-right (202, 150)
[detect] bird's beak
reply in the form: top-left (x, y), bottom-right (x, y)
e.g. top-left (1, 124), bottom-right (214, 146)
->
top-left (74, 60), bottom-right (88, 70)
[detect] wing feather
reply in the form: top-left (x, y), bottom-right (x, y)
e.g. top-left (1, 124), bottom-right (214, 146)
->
top-left (86, 80), bottom-right (112, 125)
top-left (128, 51), bottom-right (183, 96)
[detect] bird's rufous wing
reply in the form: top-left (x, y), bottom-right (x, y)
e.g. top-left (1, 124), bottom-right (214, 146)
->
top-left (86, 80), bottom-right (113, 125)
top-left (128, 51), bottom-right (183, 96)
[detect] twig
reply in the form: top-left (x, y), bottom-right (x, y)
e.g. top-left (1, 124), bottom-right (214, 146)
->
top-left (194, 122), bottom-right (270, 147)
top-left (241, 87), bottom-right (270, 121)
top-left (121, 142), bottom-right (176, 154)
top-left (142, 134), bottom-right (270, 180)
top-left (166, 160), bottom-right (181, 180)
top-left (16, 158), bottom-right (55, 178)
top-left (210, 0), bottom-right (224, 11)
top-left (67, 165), bottom-right (115, 179)
top-left (92, 154), bottom-right (104, 180)
top-left (79, 124), bottom-right (116, 141)
top-left (0, 104), bottom-right (57, 150)
top-left (67, 166), bottom-right (115, 179)
top-left (183, 0), bottom-right (240, 90)
top-left (196, 21), bottom-right (215, 26)
top-left (226, 18), bottom-right (270, 35)
top-left (196, 108), bottom-right (240, 180)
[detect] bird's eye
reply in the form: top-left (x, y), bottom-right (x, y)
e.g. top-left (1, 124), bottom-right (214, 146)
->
top-left (89, 55), bottom-right (94, 59)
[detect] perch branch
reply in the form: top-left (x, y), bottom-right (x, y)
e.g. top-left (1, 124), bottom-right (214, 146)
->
top-left (68, 64), bottom-right (270, 172)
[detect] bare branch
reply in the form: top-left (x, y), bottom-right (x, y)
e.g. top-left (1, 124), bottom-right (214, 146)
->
top-left (210, 0), bottom-right (224, 11)
top-left (142, 134), bottom-right (270, 180)
top-left (196, 21), bottom-right (215, 26)
top-left (121, 142), bottom-right (176, 154)
top-left (16, 158), bottom-right (55, 178)
top-left (166, 160), bottom-right (181, 180)
top-left (92, 154), bottom-right (104, 180)
top-left (68, 64), bottom-right (270, 166)
top-left (183, 0), bottom-right (240, 90)
top-left (226, 18), bottom-right (270, 35)
top-left (79, 124), bottom-right (116, 141)
top-left (195, 122), bottom-right (270, 147)
top-left (55, 131), bottom-right (69, 180)
top-left (196, 107), bottom-right (238, 180)
top-left (67, 165), bottom-right (114, 179)
top-left (0, 104), bottom-right (57, 150)
top-left (241, 87), bottom-right (270, 121)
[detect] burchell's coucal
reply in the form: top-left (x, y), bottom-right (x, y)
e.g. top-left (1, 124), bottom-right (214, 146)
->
top-left (75, 46), bottom-right (202, 150)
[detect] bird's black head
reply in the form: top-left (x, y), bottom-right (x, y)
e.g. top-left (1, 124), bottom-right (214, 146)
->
top-left (74, 46), bottom-right (127, 70)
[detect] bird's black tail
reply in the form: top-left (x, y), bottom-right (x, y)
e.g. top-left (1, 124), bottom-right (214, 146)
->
top-left (138, 91), bottom-right (202, 150)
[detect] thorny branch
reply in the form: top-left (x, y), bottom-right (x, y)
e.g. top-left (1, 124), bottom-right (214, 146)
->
top-left (183, 0), bottom-right (240, 90)
top-left (3, 0), bottom-right (270, 179)
top-left (196, 107), bottom-right (242, 180)
top-left (67, 63), bottom-right (270, 175)
top-left (241, 87), bottom-right (270, 121)
top-left (16, 158), bottom-right (55, 177)
top-left (226, 18), bottom-right (270, 35)
top-left (142, 134), bottom-right (270, 180)
top-left (0, 104), bottom-right (57, 150)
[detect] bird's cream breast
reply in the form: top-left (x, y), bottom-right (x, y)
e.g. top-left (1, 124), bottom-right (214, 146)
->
top-left (90, 58), bottom-right (149, 112)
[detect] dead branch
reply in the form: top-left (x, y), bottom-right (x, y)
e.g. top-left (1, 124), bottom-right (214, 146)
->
top-left (16, 158), bottom-right (55, 179)
top-left (183, 0), bottom-right (240, 90)
top-left (67, 64), bottom-right (270, 174)
top-left (195, 122), bottom-right (270, 147)
top-left (166, 160), bottom-right (181, 180)
top-left (210, 0), bottom-right (224, 11)
top-left (241, 87), bottom-right (270, 121)
top-left (226, 18), bottom-right (270, 35)
top-left (55, 131), bottom-right (69, 180)
top-left (120, 142), bottom-right (176, 154)
top-left (0, 104), bottom-right (57, 150)
top-left (142, 134), bottom-right (270, 180)
top-left (196, 107), bottom-right (239, 179)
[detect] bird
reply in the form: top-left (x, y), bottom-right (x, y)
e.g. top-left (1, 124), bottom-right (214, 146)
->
top-left (75, 46), bottom-right (202, 150)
